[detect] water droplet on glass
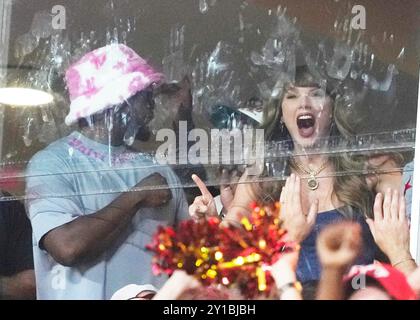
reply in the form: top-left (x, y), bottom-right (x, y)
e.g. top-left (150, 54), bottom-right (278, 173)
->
top-left (121, 31), bottom-right (127, 44)
top-left (23, 136), bottom-right (32, 147)
top-left (239, 13), bottom-right (244, 31)
top-left (113, 27), bottom-right (119, 43)
top-left (369, 53), bottom-right (375, 70)
top-left (389, 34), bottom-right (394, 45)
top-left (106, 29), bottom-right (112, 44)
top-left (124, 133), bottom-right (135, 146)
top-left (199, 0), bottom-right (209, 13)
top-left (397, 47), bottom-right (405, 61)
top-left (90, 30), bottom-right (95, 38)
top-left (361, 73), bottom-right (369, 83)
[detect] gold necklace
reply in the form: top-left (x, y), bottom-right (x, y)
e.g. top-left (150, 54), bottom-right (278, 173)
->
top-left (291, 158), bottom-right (329, 191)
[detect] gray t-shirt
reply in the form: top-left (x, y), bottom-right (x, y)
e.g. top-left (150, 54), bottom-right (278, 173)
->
top-left (25, 131), bottom-right (189, 300)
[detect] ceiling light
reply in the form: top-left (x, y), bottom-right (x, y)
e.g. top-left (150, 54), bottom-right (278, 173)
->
top-left (0, 87), bottom-right (54, 106)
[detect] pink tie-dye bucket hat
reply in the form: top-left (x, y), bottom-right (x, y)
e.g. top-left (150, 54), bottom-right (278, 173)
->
top-left (64, 44), bottom-right (164, 125)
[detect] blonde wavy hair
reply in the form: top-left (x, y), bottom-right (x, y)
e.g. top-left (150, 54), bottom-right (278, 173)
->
top-left (257, 65), bottom-right (373, 219)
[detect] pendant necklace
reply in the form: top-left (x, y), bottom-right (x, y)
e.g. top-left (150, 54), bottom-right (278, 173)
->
top-left (291, 158), bottom-right (329, 191)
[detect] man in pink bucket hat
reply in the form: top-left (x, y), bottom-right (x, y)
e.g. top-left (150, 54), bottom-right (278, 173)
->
top-left (25, 44), bottom-right (190, 299)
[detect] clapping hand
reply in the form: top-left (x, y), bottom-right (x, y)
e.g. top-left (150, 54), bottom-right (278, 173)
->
top-left (280, 174), bottom-right (318, 243)
top-left (366, 189), bottom-right (412, 267)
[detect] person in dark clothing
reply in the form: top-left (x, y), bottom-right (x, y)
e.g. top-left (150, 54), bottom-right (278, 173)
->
top-left (0, 192), bottom-right (36, 299)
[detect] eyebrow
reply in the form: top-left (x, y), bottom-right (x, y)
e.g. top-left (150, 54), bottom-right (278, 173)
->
top-left (285, 87), bottom-right (298, 93)
top-left (309, 87), bottom-right (325, 92)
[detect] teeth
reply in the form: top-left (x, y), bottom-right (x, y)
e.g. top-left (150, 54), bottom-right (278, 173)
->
top-left (298, 115), bottom-right (313, 120)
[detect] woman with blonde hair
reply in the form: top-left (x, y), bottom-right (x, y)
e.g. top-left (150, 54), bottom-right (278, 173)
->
top-left (189, 65), bottom-right (378, 299)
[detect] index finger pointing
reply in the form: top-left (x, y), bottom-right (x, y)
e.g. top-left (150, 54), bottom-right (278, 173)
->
top-left (192, 174), bottom-right (212, 198)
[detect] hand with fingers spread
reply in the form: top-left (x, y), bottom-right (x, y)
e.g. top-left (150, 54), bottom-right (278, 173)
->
top-left (366, 189), bottom-right (416, 274)
top-left (280, 174), bottom-right (318, 243)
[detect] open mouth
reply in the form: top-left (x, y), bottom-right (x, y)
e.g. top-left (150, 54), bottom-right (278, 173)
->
top-left (296, 114), bottom-right (316, 138)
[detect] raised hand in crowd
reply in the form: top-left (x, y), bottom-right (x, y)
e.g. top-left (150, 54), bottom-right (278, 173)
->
top-left (316, 222), bottom-right (362, 300)
top-left (189, 169), bottom-right (257, 225)
top-left (270, 250), bottom-right (302, 300)
top-left (189, 174), bottom-right (219, 220)
top-left (280, 174), bottom-right (318, 243)
top-left (366, 189), bottom-right (417, 275)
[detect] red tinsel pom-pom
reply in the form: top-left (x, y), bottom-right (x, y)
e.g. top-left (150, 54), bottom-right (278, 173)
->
top-left (147, 202), bottom-right (297, 299)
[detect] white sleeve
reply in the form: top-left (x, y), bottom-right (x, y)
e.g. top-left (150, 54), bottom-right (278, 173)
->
top-left (214, 195), bottom-right (223, 215)
top-left (25, 151), bottom-right (84, 246)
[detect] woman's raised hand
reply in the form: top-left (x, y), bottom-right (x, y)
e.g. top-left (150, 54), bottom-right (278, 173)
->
top-left (189, 169), bottom-right (257, 224)
top-left (366, 189), bottom-right (415, 274)
top-left (280, 174), bottom-right (318, 243)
